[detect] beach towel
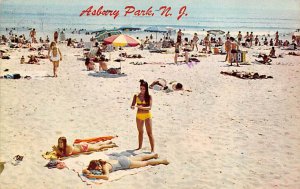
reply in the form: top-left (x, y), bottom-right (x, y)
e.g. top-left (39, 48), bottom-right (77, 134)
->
top-left (63, 150), bottom-right (152, 185)
top-left (73, 136), bottom-right (116, 144)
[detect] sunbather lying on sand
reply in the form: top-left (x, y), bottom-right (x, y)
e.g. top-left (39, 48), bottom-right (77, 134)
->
top-left (149, 79), bottom-right (188, 92)
top-left (27, 55), bottom-right (40, 64)
top-left (255, 54), bottom-right (272, 64)
top-left (82, 153), bottom-right (169, 180)
top-left (52, 137), bottom-right (118, 157)
top-left (288, 52), bottom-right (300, 56)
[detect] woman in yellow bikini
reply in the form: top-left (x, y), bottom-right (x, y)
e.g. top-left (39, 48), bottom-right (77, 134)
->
top-left (131, 80), bottom-right (154, 152)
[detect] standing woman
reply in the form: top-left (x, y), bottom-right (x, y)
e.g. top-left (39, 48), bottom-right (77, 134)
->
top-left (131, 80), bottom-right (154, 152)
top-left (49, 44), bottom-right (62, 77)
top-left (174, 42), bottom-right (180, 65)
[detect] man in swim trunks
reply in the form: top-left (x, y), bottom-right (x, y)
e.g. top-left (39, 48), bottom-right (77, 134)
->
top-left (225, 37), bottom-right (232, 62)
top-left (230, 37), bottom-right (239, 66)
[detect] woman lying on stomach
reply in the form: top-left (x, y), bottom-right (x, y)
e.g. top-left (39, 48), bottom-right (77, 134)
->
top-left (52, 136), bottom-right (117, 157)
top-left (82, 153), bottom-right (169, 180)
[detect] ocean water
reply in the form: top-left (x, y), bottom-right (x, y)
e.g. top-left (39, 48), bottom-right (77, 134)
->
top-left (0, 0), bottom-right (299, 36)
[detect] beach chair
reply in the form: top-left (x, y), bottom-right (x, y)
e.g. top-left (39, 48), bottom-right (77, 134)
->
top-left (84, 42), bottom-right (92, 49)
top-left (106, 45), bottom-right (114, 52)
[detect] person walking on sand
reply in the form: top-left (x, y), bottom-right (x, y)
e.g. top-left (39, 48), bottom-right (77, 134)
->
top-left (131, 80), bottom-right (155, 153)
top-left (177, 29), bottom-right (183, 45)
top-left (54, 31), bottom-right (59, 43)
top-left (230, 37), bottom-right (239, 66)
top-left (49, 43), bottom-right (62, 77)
top-left (224, 37), bottom-right (232, 62)
top-left (183, 38), bottom-right (191, 63)
top-left (237, 31), bottom-right (242, 45)
top-left (204, 34), bottom-right (211, 53)
top-left (174, 42), bottom-right (180, 65)
top-left (192, 33), bottom-right (199, 51)
top-left (82, 153), bottom-right (169, 180)
top-left (30, 28), bottom-right (36, 43)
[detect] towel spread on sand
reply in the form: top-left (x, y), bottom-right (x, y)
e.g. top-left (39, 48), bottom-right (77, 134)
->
top-left (73, 136), bottom-right (116, 144)
top-left (63, 150), bottom-right (152, 185)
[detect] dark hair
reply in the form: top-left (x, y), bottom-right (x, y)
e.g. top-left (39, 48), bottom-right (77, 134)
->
top-left (139, 80), bottom-right (150, 106)
top-left (87, 159), bottom-right (105, 170)
top-left (58, 137), bottom-right (67, 156)
top-left (176, 83), bottom-right (183, 90)
top-left (85, 57), bottom-right (90, 66)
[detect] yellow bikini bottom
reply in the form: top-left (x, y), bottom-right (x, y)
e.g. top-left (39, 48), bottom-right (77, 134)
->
top-left (136, 112), bottom-right (152, 121)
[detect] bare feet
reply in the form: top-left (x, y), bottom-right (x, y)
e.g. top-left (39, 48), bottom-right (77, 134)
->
top-left (162, 159), bottom-right (170, 165)
top-left (153, 153), bottom-right (159, 159)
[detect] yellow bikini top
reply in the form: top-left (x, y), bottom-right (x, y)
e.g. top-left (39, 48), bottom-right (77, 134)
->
top-left (136, 95), bottom-right (146, 105)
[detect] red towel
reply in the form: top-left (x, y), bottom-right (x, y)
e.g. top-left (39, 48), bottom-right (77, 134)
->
top-left (73, 136), bottom-right (116, 144)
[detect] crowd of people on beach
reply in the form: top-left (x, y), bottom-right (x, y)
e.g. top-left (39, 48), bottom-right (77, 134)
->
top-left (1, 27), bottom-right (299, 180)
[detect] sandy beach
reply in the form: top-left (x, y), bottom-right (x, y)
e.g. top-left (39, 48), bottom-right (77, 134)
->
top-left (0, 28), bottom-right (300, 189)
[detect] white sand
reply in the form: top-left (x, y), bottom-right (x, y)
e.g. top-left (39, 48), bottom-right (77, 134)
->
top-left (0, 39), bottom-right (300, 189)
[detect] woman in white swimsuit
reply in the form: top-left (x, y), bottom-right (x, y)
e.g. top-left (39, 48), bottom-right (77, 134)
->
top-left (49, 44), bottom-right (62, 77)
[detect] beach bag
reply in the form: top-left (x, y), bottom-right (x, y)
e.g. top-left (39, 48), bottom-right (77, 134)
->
top-left (107, 68), bottom-right (118, 74)
top-left (13, 74), bottom-right (21, 79)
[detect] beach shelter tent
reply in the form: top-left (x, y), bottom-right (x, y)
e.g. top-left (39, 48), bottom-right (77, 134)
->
top-left (118, 26), bottom-right (141, 32)
top-left (144, 26), bottom-right (168, 41)
top-left (95, 30), bottom-right (122, 42)
top-left (207, 30), bottom-right (225, 36)
top-left (103, 34), bottom-right (141, 70)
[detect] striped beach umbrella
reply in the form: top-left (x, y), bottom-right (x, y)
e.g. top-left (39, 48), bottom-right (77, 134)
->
top-left (103, 34), bottom-right (140, 47)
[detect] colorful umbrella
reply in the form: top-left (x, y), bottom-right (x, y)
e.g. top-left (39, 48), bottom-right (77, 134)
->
top-left (103, 34), bottom-right (140, 47)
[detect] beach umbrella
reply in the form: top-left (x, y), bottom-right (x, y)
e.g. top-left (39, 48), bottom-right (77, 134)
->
top-left (144, 26), bottom-right (168, 41)
top-left (103, 34), bottom-right (140, 47)
top-left (207, 30), bottom-right (225, 36)
top-left (103, 34), bottom-right (140, 70)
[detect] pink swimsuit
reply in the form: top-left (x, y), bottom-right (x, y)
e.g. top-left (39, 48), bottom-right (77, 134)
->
top-left (81, 143), bottom-right (89, 152)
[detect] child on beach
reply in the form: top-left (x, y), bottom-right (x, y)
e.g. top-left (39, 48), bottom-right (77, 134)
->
top-left (85, 57), bottom-right (95, 71)
top-left (269, 47), bottom-right (276, 58)
top-left (52, 137), bottom-right (118, 157)
top-left (49, 44), bottom-right (62, 77)
top-left (131, 80), bottom-right (155, 153)
top-left (82, 153), bottom-right (169, 180)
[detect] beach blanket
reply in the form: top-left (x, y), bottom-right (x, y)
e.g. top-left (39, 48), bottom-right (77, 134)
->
top-left (63, 150), bottom-right (152, 185)
top-left (73, 136), bottom-right (116, 144)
